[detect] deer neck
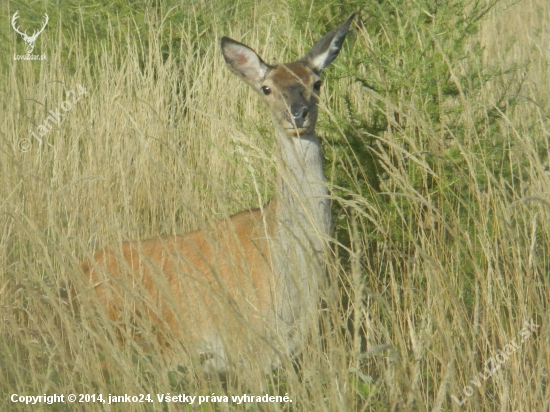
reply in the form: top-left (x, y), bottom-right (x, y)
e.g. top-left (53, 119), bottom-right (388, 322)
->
top-left (272, 129), bottom-right (332, 241)
top-left (266, 127), bottom-right (332, 325)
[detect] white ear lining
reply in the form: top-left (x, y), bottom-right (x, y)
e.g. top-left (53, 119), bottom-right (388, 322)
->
top-left (308, 47), bottom-right (335, 72)
top-left (307, 34), bottom-right (347, 72)
top-left (223, 41), bottom-right (268, 83)
top-left (302, 13), bottom-right (354, 72)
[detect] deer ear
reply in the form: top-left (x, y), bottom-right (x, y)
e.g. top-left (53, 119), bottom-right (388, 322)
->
top-left (221, 37), bottom-right (270, 84)
top-left (302, 13), bottom-right (354, 73)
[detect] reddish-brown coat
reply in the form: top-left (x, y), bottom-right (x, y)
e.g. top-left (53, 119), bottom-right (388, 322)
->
top-left (82, 201), bottom-right (279, 346)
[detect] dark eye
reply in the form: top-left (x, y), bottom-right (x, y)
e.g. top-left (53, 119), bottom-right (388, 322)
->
top-left (261, 86), bottom-right (271, 95)
top-left (314, 80), bottom-right (322, 91)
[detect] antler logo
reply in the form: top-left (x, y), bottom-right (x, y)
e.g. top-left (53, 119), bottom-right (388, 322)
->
top-left (11, 11), bottom-right (49, 55)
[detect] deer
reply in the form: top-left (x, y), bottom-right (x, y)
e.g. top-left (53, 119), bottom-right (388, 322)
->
top-left (11, 11), bottom-right (49, 55)
top-left (80, 14), bottom-right (354, 374)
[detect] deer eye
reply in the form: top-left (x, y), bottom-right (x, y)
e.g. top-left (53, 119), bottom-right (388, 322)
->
top-left (261, 86), bottom-right (271, 95)
top-left (313, 80), bottom-right (322, 91)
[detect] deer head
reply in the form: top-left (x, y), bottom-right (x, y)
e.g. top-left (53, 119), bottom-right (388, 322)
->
top-left (12, 11), bottom-right (49, 55)
top-left (221, 14), bottom-right (354, 138)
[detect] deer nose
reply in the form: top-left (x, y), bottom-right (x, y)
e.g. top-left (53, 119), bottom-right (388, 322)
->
top-left (289, 106), bottom-right (309, 128)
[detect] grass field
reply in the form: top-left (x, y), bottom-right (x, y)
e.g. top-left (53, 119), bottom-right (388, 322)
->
top-left (1, 0), bottom-right (549, 410)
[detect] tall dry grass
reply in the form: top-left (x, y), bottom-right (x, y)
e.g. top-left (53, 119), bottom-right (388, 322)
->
top-left (1, 0), bottom-right (549, 411)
